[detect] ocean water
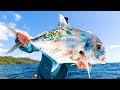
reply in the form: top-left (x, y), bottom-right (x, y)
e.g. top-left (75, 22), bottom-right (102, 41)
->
top-left (0, 64), bottom-right (38, 79)
top-left (67, 63), bottom-right (120, 79)
top-left (0, 63), bottom-right (120, 79)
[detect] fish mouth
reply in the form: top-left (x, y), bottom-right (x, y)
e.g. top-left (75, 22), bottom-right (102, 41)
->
top-left (98, 55), bottom-right (106, 64)
top-left (101, 56), bottom-right (106, 61)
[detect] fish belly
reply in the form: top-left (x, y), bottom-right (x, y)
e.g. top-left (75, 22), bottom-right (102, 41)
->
top-left (31, 40), bottom-right (78, 64)
top-left (31, 34), bottom-right (84, 64)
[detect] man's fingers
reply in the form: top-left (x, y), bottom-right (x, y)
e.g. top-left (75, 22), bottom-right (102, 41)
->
top-left (22, 36), bottom-right (27, 41)
top-left (23, 40), bottom-right (30, 47)
top-left (17, 32), bottom-right (32, 47)
top-left (25, 38), bottom-right (30, 42)
top-left (23, 44), bottom-right (28, 47)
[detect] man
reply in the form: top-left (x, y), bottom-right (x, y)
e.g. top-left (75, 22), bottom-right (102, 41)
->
top-left (15, 17), bottom-right (92, 79)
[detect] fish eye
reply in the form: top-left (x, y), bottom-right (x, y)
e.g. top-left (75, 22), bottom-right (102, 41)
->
top-left (97, 47), bottom-right (101, 50)
top-left (96, 44), bottom-right (101, 51)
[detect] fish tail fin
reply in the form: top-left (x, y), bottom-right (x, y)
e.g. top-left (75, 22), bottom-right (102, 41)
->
top-left (6, 42), bottom-right (22, 54)
top-left (6, 26), bottom-right (32, 54)
top-left (5, 26), bottom-right (22, 54)
top-left (6, 26), bottom-right (18, 37)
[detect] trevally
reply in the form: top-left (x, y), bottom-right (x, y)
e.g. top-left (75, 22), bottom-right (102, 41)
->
top-left (6, 14), bottom-right (106, 79)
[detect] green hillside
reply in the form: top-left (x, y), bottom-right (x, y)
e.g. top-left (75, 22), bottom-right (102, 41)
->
top-left (0, 56), bottom-right (40, 64)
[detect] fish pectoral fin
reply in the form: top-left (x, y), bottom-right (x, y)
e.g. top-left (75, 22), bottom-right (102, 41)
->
top-left (82, 59), bottom-right (91, 79)
top-left (6, 42), bottom-right (23, 54)
top-left (51, 63), bottom-right (60, 73)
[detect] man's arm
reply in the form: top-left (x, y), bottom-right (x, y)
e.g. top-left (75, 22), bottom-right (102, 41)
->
top-left (15, 33), bottom-right (39, 53)
top-left (37, 53), bottom-right (68, 79)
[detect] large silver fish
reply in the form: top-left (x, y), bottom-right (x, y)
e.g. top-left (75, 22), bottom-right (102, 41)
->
top-left (6, 14), bottom-right (106, 79)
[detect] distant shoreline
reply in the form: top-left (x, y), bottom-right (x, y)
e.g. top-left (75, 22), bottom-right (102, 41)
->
top-left (0, 56), bottom-right (40, 64)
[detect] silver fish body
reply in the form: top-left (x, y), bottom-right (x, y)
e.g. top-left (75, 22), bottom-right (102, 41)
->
top-left (6, 14), bottom-right (106, 79)
top-left (30, 28), bottom-right (106, 79)
top-left (31, 28), bottom-right (106, 65)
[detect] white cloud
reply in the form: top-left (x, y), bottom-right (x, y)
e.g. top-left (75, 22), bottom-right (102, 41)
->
top-left (0, 43), bottom-right (4, 47)
top-left (7, 22), bottom-right (29, 36)
top-left (109, 45), bottom-right (120, 49)
top-left (0, 47), bottom-right (8, 53)
top-left (14, 14), bottom-right (21, 21)
top-left (0, 22), bottom-right (15, 40)
top-left (0, 21), bottom-right (29, 41)
top-left (8, 22), bottom-right (16, 29)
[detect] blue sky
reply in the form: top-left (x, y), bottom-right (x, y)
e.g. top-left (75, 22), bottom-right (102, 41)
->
top-left (0, 11), bottom-right (120, 63)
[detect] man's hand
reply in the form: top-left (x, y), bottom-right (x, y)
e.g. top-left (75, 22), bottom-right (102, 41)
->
top-left (17, 32), bottom-right (32, 47)
top-left (77, 60), bottom-right (92, 69)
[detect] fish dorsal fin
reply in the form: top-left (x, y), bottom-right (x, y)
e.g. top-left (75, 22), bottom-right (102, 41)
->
top-left (59, 14), bottom-right (68, 28)
top-left (59, 14), bottom-right (72, 30)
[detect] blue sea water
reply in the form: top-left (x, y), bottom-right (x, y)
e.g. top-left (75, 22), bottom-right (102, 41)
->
top-left (0, 64), bottom-right (38, 79)
top-left (0, 63), bottom-right (120, 79)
